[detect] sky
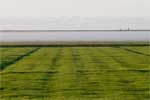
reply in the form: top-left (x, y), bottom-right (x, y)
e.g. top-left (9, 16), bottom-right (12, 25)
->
top-left (0, 0), bottom-right (150, 30)
top-left (0, 0), bottom-right (150, 18)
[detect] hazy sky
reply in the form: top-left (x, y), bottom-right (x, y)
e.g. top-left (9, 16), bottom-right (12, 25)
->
top-left (0, 0), bottom-right (150, 18)
top-left (0, 0), bottom-right (150, 30)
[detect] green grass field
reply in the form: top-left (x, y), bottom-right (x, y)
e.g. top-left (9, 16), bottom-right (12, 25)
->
top-left (0, 46), bottom-right (150, 100)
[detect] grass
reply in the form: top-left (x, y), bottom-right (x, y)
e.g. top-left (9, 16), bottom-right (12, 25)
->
top-left (0, 46), bottom-right (150, 100)
top-left (0, 48), bottom-right (38, 70)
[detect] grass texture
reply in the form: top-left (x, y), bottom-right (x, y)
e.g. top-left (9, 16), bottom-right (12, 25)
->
top-left (0, 46), bottom-right (149, 100)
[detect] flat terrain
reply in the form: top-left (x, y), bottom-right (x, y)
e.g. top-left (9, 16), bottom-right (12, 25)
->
top-left (0, 46), bottom-right (150, 100)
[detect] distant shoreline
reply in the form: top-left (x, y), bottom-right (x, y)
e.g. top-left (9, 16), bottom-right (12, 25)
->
top-left (0, 30), bottom-right (150, 32)
top-left (0, 41), bottom-right (149, 47)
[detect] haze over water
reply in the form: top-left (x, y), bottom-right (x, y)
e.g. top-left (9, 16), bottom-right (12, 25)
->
top-left (0, 17), bottom-right (150, 42)
top-left (0, 31), bottom-right (149, 42)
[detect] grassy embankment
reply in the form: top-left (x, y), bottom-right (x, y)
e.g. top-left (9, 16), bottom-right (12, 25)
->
top-left (0, 45), bottom-right (149, 100)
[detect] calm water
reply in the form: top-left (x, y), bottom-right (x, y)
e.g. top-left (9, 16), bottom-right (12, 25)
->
top-left (0, 31), bottom-right (149, 42)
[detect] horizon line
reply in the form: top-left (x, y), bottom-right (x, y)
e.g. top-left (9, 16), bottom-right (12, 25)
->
top-left (0, 29), bottom-right (150, 32)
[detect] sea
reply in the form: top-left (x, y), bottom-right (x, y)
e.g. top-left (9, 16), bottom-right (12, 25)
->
top-left (0, 31), bottom-right (149, 42)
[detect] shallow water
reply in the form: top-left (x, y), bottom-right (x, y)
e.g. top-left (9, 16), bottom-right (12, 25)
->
top-left (0, 31), bottom-right (149, 42)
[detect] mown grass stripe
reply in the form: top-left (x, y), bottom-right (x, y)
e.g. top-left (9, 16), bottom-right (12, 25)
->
top-left (86, 48), bottom-right (129, 99)
top-left (99, 47), bottom-right (149, 69)
top-left (40, 48), bottom-right (62, 98)
top-left (46, 48), bottom-right (79, 99)
top-left (71, 48), bottom-right (95, 99)
top-left (0, 48), bottom-right (33, 68)
top-left (90, 47), bottom-right (127, 70)
top-left (0, 48), bottom-right (61, 98)
top-left (117, 47), bottom-right (150, 56)
top-left (91, 47), bottom-right (149, 99)
top-left (71, 47), bottom-right (111, 99)
top-left (0, 48), bottom-right (40, 71)
top-left (98, 47), bottom-right (150, 99)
